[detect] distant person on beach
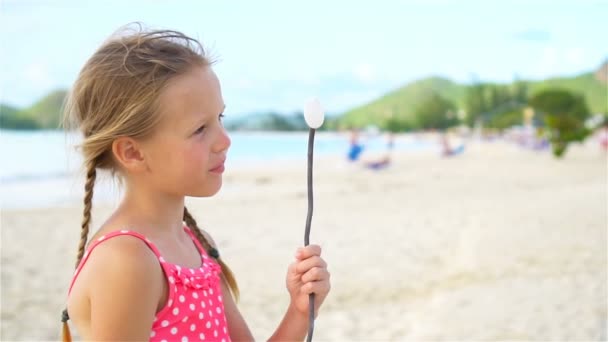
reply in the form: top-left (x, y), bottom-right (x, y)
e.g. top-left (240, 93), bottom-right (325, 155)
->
top-left (345, 128), bottom-right (394, 169)
top-left (598, 120), bottom-right (608, 152)
top-left (347, 128), bottom-right (364, 161)
top-left (364, 132), bottom-right (394, 170)
top-left (440, 133), bottom-right (465, 157)
top-left (60, 23), bottom-right (330, 341)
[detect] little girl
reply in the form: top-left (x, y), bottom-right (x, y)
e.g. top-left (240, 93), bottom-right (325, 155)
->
top-left (61, 23), bottom-right (331, 341)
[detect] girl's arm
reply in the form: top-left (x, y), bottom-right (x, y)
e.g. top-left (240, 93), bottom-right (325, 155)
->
top-left (221, 278), bottom-right (255, 341)
top-left (222, 245), bottom-right (330, 342)
top-left (269, 245), bottom-right (331, 341)
top-left (267, 304), bottom-right (309, 341)
top-left (220, 270), bottom-right (311, 342)
top-left (206, 231), bottom-right (330, 342)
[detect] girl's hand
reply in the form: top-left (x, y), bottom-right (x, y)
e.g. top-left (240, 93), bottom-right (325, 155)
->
top-left (286, 245), bottom-right (331, 318)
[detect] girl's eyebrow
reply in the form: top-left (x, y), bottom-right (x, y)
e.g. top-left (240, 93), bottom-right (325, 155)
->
top-left (193, 104), bottom-right (226, 127)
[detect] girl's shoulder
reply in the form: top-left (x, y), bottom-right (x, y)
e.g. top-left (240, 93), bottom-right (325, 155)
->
top-left (74, 229), bottom-right (164, 292)
top-left (87, 230), bottom-right (160, 266)
top-left (67, 230), bottom-right (166, 339)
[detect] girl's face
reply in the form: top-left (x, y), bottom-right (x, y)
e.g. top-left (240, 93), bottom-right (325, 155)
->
top-left (141, 65), bottom-right (231, 198)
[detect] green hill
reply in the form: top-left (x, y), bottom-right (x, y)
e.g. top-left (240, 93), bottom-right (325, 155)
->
top-left (0, 90), bottom-right (68, 130)
top-left (528, 73), bottom-right (606, 114)
top-left (224, 112), bottom-right (309, 131)
top-left (0, 103), bottom-right (20, 118)
top-left (338, 70), bottom-right (607, 129)
top-left (20, 89), bottom-right (68, 129)
top-left (0, 103), bottom-right (39, 129)
top-left (1, 65), bottom-right (606, 131)
top-left (338, 76), bottom-right (465, 128)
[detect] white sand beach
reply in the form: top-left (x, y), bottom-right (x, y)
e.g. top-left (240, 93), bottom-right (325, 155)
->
top-left (1, 137), bottom-right (606, 341)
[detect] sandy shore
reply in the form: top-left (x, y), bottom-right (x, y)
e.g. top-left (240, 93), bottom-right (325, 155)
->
top-left (1, 137), bottom-right (606, 341)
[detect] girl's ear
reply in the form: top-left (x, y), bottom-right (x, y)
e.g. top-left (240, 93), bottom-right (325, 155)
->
top-left (111, 137), bottom-right (147, 173)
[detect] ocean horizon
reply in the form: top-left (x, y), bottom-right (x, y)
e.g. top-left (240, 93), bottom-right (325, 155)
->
top-left (0, 129), bottom-right (434, 209)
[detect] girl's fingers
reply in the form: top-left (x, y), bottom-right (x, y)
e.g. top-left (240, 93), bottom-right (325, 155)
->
top-left (300, 266), bottom-right (330, 283)
top-left (295, 245), bottom-right (322, 260)
top-left (288, 261), bottom-right (297, 274)
top-left (300, 280), bottom-right (331, 295)
top-left (295, 256), bottom-right (327, 274)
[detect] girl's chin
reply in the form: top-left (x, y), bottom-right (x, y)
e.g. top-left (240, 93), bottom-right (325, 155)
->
top-left (188, 182), bottom-right (222, 198)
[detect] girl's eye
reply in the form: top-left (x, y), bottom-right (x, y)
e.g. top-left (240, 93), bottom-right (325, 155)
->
top-left (194, 113), bottom-right (224, 135)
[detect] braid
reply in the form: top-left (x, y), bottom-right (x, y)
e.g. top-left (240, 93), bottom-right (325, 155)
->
top-left (75, 163), bottom-right (97, 268)
top-left (183, 207), bottom-right (239, 301)
top-left (183, 207), bottom-right (214, 254)
top-left (62, 162), bottom-right (96, 341)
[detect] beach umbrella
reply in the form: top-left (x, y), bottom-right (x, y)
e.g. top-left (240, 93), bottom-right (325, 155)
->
top-left (302, 98), bottom-right (324, 342)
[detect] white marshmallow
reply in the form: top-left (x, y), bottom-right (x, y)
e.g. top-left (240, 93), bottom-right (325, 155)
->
top-left (303, 97), bottom-right (325, 129)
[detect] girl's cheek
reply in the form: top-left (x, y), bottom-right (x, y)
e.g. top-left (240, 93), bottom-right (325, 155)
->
top-left (188, 140), bottom-right (210, 161)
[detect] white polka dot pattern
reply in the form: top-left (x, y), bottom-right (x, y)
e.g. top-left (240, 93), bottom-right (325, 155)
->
top-left (148, 226), bottom-right (230, 342)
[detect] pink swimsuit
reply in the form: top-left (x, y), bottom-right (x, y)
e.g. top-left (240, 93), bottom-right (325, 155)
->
top-left (68, 226), bottom-right (231, 342)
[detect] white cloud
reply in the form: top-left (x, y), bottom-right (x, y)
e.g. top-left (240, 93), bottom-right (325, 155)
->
top-left (538, 47), bottom-right (559, 74)
top-left (353, 63), bottom-right (376, 83)
top-left (23, 61), bottom-right (53, 89)
top-left (564, 47), bottom-right (586, 68)
top-left (535, 46), bottom-right (591, 77)
top-left (325, 89), bottom-right (383, 113)
top-left (233, 78), bottom-right (255, 90)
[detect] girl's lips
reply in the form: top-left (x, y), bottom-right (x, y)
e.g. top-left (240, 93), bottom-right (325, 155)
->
top-left (209, 162), bottom-right (225, 173)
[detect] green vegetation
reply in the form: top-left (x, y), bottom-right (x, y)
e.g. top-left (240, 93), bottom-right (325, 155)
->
top-left (0, 104), bottom-right (38, 129)
top-left (414, 93), bottom-right (458, 130)
top-left (464, 81), bottom-right (529, 129)
top-left (224, 112), bottom-right (308, 131)
top-left (223, 112), bottom-right (337, 131)
top-left (338, 77), bottom-right (465, 130)
top-left (1, 90), bottom-right (67, 130)
top-left (487, 109), bottom-right (524, 130)
top-left (528, 73), bottom-right (606, 115)
top-left (338, 71), bottom-right (606, 131)
top-left (528, 89), bottom-right (591, 157)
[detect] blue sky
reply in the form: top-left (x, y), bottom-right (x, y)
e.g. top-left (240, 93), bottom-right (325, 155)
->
top-left (1, 0), bottom-right (606, 116)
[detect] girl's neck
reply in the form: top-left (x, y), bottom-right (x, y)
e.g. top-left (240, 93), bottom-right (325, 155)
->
top-left (115, 187), bottom-right (186, 237)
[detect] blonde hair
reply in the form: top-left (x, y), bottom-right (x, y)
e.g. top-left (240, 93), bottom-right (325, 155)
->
top-left (61, 23), bottom-right (238, 341)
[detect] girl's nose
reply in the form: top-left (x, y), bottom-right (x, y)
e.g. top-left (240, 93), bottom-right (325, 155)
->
top-left (215, 126), bottom-right (231, 153)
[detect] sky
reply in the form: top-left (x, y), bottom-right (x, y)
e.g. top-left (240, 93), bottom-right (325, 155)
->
top-left (1, 0), bottom-right (606, 116)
